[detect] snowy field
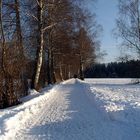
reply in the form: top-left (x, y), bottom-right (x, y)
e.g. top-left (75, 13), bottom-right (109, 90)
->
top-left (0, 78), bottom-right (140, 140)
top-left (86, 78), bottom-right (140, 139)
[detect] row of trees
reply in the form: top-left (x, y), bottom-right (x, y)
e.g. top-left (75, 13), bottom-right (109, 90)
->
top-left (85, 60), bottom-right (140, 78)
top-left (0, 0), bottom-right (101, 108)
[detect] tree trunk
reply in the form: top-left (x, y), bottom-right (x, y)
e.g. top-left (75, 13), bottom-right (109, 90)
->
top-left (47, 29), bottom-right (55, 85)
top-left (79, 55), bottom-right (84, 80)
top-left (15, 0), bottom-right (24, 55)
top-left (47, 47), bottom-right (52, 84)
top-left (0, 0), bottom-right (7, 75)
top-left (33, 0), bottom-right (44, 90)
top-left (0, 0), bottom-right (8, 107)
top-left (68, 65), bottom-right (71, 79)
top-left (51, 52), bottom-right (56, 83)
top-left (15, 0), bottom-right (28, 95)
top-left (59, 62), bottom-right (64, 81)
top-left (0, 0), bottom-right (18, 108)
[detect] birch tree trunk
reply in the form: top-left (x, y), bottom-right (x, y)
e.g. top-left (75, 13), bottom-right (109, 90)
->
top-left (33, 0), bottom-right (44, 90)
top-left (79, 55), bottom-right (84, 80)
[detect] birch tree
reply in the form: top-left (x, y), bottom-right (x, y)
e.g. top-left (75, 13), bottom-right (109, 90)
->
top-left (116, 0), bottom-right (140, 56)
top-left (32, 0), bottom-right (44, 89)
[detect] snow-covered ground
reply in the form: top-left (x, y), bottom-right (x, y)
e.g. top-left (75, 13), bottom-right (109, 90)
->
top-left (0, 78), bottom-right (140, 140)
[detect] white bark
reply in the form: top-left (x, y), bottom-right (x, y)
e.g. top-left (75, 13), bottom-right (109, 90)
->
top-left (34, 0), bottom-right (44, 89)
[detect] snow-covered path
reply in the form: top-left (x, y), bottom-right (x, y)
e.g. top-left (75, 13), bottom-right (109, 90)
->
top-left (1, 79), bottom-right (140, 140)
top-left (15, 80), bottom-right (102, 140)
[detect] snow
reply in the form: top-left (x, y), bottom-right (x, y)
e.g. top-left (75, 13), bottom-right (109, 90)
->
top-left (0, 78), bottom-right (140, 140)
top-left (85, 78), bottom-right (132, 85)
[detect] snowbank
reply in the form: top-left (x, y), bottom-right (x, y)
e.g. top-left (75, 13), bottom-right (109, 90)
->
top-left (61, 78), bottom-right (85, 85)
top-left (87, 79), bottom-right (140, 132)
top-left (0, 86), bottom-right (55, 140)
top-left (0, 79), bottom-right (77, 139)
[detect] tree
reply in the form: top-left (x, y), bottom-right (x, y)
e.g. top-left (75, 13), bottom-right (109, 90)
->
top-left (32, 0), bottom-right (44, 89)
top-left (0, 0), bottom-right (19, 108)
top-left (0, 0), bottom-right (29, 108)
top-left (30, 0), bottom-right (73, 88)
top-left (72, 5), bottom-right (101, 80)
top-left (115, 0), bottom-right (140, 56)
top-left (28, 0), bottom-right (57, 89)
top-left (14, 0), bottom-right (28, 95)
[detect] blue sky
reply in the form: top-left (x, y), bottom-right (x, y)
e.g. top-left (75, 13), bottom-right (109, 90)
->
top-left (90, 0), bottom-right (120, 63)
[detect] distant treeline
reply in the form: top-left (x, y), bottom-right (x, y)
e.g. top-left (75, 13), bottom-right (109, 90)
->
top-left (84, 60), bottom-right (140, 78)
